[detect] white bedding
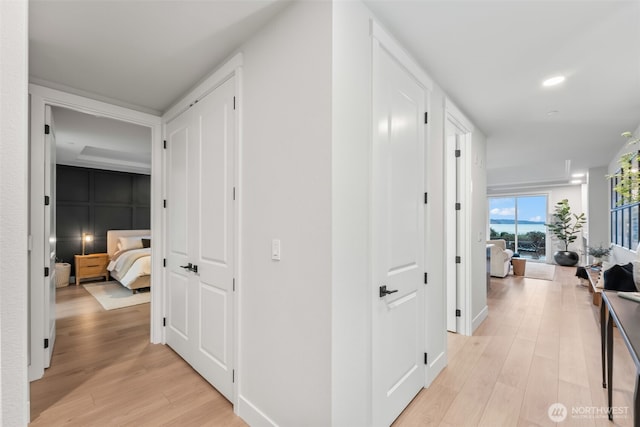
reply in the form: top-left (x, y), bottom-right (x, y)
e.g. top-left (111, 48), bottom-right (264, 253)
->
top-left (108, 247), bottom-right (151, 288)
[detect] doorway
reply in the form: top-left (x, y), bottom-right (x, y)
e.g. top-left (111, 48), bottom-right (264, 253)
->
top-left (28, 85), bottom-right (162, 384)
top-left (444, 101), bottom-right (473, 335)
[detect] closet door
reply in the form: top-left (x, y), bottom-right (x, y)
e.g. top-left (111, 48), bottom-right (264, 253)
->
top-left (165, 77), bottom-right (236, 402)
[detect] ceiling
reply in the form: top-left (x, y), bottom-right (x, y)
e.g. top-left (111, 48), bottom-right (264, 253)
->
top-left (30, 1), bottom-right (640, 188)
top-left (52, 107), bottom-right (151, 175)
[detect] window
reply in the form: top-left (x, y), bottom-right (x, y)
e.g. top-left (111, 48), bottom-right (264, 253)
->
top-left (610, 156), bottom-right (640, 250)
top-left (489, 195), bottom-right (548, 261)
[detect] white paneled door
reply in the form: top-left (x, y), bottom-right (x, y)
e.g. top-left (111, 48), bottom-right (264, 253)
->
top-left (372, 43), bottom-right (426, 426)
top-left (165, 77), bottom-right (236, 402)
top-left (44, 105), bottom-right (57, 368)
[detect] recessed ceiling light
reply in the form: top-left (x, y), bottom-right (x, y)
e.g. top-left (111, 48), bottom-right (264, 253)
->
top-left (543, 76), bottom-right (566, 87)
top-left (572, 173), bottom-right (585, 178)
top-left (571, 179), bottom-right (582, 184)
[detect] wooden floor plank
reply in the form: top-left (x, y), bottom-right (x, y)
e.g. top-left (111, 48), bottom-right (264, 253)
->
top-left (32, 267), bottom-right (639, 426)
top-left (30, 285), bottom-right (245, 426)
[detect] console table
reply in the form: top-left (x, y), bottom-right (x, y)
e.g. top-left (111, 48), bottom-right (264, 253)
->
top-left (600, 290), bottom-right (640, 426)
top-left (585, 266), bottom-right (602, 306)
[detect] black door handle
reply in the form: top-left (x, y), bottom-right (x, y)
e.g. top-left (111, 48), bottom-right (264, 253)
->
top-left (191, 264), bottom-right (198, 273)
top-left (379, 285), bottom-right (398, 298)
top-left (180, 263), bottom-right (192, 270)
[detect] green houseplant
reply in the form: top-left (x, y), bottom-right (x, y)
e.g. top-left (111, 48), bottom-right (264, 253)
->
top-left (587, 245), bottom-right (611, 266)
top-left (545, 199), bottom-right (586, 266)
top-left (610, 131), bottom-right (640, 204)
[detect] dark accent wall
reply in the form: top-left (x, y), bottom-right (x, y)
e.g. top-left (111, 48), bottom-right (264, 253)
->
top-left (56, 165), bottom-right (150, 272)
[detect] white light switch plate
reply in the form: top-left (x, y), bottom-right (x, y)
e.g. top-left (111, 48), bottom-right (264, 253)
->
top-left (272, 239), bottom-right (281, 261)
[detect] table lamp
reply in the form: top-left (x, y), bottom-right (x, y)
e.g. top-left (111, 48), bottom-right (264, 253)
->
top-left (82, 233), bottom-right (93, 255)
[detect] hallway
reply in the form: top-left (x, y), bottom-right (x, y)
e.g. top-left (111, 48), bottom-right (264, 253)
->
top-left (30, 267), bottom-right (635, 426)
top-left (29, 285), bottom-right (245, 426)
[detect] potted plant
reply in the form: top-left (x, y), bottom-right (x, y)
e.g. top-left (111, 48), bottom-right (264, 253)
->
top-left (587, 245), bottom-right (611, 267)
top-left (610, 131), bottom-right (640, 204)
top-left (545, 199), bottom-right (586, 266)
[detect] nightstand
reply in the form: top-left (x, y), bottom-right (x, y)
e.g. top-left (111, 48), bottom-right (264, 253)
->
top-left (74, 253), bottom-right (109, 285)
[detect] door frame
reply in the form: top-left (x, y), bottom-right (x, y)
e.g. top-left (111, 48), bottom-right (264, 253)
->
top-left (444, 99), bottom-right (474, 336)
top-left (28, 84), bottom-right (163, 381)
top-left (370, 22), bottom-right (433, 426)
top-left (161, 53), bottom-right (243, 407)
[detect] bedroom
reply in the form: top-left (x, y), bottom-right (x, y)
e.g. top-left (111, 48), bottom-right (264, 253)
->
top-left (51, 106), bottom-right (153, 310)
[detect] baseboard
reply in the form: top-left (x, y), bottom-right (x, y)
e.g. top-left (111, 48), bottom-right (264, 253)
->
top-left (472, 305), bottom-right (489, 332)
top-left (237, 395), bottom-right (279, 427)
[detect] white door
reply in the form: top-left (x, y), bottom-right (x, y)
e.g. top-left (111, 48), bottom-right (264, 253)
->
top-left (372, 44), bottom-right (426, 426)
top-left (165, 77), bottom-right (236, 402)
top-left (44, 105), bottom-right (57, 367)
top-left (445, 131), bottom-right (458, 333)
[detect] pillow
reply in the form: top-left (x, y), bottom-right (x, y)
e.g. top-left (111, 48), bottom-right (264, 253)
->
top-left (118, 236), bottom-right (143, 251)
top-left (142, 238), bottom-right (151, 248)
top-left (604, 263), bottom-right (638, 292)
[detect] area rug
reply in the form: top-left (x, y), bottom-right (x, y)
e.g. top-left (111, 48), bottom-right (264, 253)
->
top-left (83, 281), bottom-right (150, 310)
top-left (522, 262), bottom-right (556, 281)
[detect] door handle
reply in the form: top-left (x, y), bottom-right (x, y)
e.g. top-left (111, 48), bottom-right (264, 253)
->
top-left (180, 263), bottom-right (193, 270)
top-left (191, 264), bottom-right (198, 274)
top-left (379, 285), bottom-right (398, 298)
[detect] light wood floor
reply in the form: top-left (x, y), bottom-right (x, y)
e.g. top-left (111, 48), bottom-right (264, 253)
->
top-left (31, 267), bottom-right (635, 426)
top-left (30, 283), bottom-right (247, 426)
top-left (394, 266), bottom-right (636, 427)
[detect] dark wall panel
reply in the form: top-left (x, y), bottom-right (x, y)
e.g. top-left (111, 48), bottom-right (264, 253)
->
top-left (57, 168), bottom-right (90, 202)
top-left (56, 165), bottom-right (150, 272)
top-left (95, 173), bottom-right (132, 203)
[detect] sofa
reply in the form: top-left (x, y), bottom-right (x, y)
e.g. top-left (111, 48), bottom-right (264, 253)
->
top-left (487, 239), bottom-right (514, 278)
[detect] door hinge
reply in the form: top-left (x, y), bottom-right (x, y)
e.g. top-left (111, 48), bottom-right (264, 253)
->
top-left (424, 112), bottom-right (428, 124)
top-left (44, 267), bottom-right (50, 277)
top-left (424, 272), bottom-right (428, 284)
top-left (233, 278), bottom-right (235, 291)
top-left (44, 338), bottom-right (49, 349)
top-left (232, 369), bottom-right (235, 383)
top-left (455, 202), bottom-right (461, 211)
top-left (163, 317), bottom-right (166, 327)
top-left (163, 199), bottom-right (167, 208)
top-left (44, 195), bottom-right (50, 206)
top-left (424, 352), bottom-right (428, 365)
top-left (233, 187), bottom-right (236, 201)
top-left (455, 149), bottom-right (461, 158)
top-left (163, 258), bottom-right (166, 267)
top-left (233, 96), bottom-right (236, 110)
top-left (455, 256), bottom-right (461, 264)
top-left (163, 140), bottom-right (167, 149)
top-left (424, 193), bottom-right (428, 204)
top-left (456, 309), bottom-right (461, 317)
top-left (44, 124), bottom-right (50, 135)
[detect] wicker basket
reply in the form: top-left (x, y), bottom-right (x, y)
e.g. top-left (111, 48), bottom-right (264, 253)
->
top-left (55, 263), bottom-right (71, 287)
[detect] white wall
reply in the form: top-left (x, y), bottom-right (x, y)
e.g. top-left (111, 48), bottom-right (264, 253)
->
top-left (331, 2), bottom-right (371, 425)
top-left (0, 0), bottom-right (29, 424)
top-left (237, 2), bottom-right (333, 426)
top-left (587, 166), bottom-right (608, 249)
top-left (470, 131), bottom-right (488, 331)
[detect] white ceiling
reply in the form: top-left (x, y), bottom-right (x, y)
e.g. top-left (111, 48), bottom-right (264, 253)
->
top-left (52, 107), bottom-right (151, 175)
top-left (30, 0), bottom-right (640, 188)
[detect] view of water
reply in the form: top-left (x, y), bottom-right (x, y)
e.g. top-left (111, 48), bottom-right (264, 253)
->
top-left (489, 223), bottom-right (546, 234)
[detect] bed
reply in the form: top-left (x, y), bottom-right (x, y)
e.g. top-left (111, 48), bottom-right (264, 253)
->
top-left (106, 229), bottom-right (151, 293)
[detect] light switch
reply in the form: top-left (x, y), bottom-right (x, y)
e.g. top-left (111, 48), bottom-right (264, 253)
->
top-left (272, 239), bottom-right (281, 261)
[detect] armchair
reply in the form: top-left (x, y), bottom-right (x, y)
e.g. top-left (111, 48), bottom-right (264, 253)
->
top-left (487, 239), bottom-right (514, 278)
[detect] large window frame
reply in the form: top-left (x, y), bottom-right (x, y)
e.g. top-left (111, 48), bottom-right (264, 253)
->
top-left (488, 194), bottom-right (548, 261)
top-left (610, 153), bottom-right (640, 250)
